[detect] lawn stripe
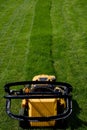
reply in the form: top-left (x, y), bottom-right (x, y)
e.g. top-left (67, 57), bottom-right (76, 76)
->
top-left (24, 0), bottom-right (38, 80)
top-left (0, 0), bottom-right (27, 81)
top-left (0, 0), bottom-right (34, 82)
top-left (0, 0), bottom-right (27, 71)
top-left (51, 0), bottom-right (87, 83)
top-left (0, 0), bottom-right (38, 83)
top-left (0, 1), bottom-right (24, 42)
top-left (26, 0), bottom-right (54, 79)
top-left (51, 0), bottom-right (87, 129)
top-left (0, 0), bottom-right (39, 129)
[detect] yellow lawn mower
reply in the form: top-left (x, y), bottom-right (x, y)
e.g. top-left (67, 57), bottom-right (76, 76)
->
top-left (4, 74), bottom-right (72, 129)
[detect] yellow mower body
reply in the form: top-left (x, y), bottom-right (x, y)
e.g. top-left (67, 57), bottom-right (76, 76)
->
top-left (22, 98), bottom-right (66, 127)
top-left (22, 74), bottom-right (66, 127)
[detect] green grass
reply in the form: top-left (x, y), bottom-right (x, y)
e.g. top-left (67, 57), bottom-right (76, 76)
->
top-left (51, 0), bottom-right (87, 129)
top-left (26, 0), bottom-right (55, 79)
top-left (0, 0), bottom-right (87, 130)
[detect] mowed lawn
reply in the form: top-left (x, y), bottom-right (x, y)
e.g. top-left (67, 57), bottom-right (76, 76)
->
top-left (0, 0), bottom-right (87, 130)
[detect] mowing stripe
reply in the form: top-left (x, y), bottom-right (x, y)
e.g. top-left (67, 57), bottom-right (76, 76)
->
top-left (0, 1), bottom-right (26, 81)
top-left (0, 0), bottom-right (39, 129)
top-left (51, 0), bottom-right (86, 82)
top-left (0, 0), bottom-right (31, 81)
top-left (0, 0), bottom-right (27, 70)
top-left (26, 0), bottom-right (55, 79)
top-left (0, 1), bottom-right (38, 128)
top-left (24, 0), bottom-right (38, 80)
top-left (0, 1), bottom-right (25, 43)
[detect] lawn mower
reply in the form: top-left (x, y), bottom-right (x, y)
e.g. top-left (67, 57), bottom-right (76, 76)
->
top-left (4, 74), bottom-right (72, 129)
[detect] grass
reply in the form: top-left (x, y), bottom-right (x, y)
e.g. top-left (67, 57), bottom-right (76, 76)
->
top-left (26, 0), bottom-right (55, 79)
top-left (51, 0), bottom-right (87, 129)
top-left (0, 0), bottom-right (87, 130)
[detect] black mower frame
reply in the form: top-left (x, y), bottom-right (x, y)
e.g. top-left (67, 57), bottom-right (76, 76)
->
top-left (4, 81), bottom-right (72, 122)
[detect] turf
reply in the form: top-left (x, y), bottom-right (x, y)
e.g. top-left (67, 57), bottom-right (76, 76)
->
top-left (51, 1), bottom-right (87, 129)
top-left (0, 0), bottom-right (87, 130)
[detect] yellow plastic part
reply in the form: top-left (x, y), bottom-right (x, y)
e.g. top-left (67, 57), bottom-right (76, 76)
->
top-left (21, 99), bottom-right (27, 108)
top-left (23, 87), bottom-right (30, 93)
top-left (21, 98), bottom-right (66, 127)
top-left (32, 74), bottom-right (56, 81)
top-left (60, 98), bottom-right (66, 108)
top-left (28, 99), bottom-right (57, 126)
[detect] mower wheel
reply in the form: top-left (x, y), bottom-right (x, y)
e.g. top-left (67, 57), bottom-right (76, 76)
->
top-left (19, 108), bottom-right (30, 129)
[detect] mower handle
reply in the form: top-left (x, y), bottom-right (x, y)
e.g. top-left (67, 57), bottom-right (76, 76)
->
top-left (4, 81), bottom-right (72, 121)
top-left (4, 81), bottom-right (72, 94)
top-left (6, 97), bottom-right (72, 121)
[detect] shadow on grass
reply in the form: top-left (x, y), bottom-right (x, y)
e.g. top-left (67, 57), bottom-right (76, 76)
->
top-left (68, 99), bottom-right (87, 130)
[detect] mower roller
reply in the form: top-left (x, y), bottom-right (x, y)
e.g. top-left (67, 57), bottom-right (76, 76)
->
top-left (4, 74), bottom-right (72, 128)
